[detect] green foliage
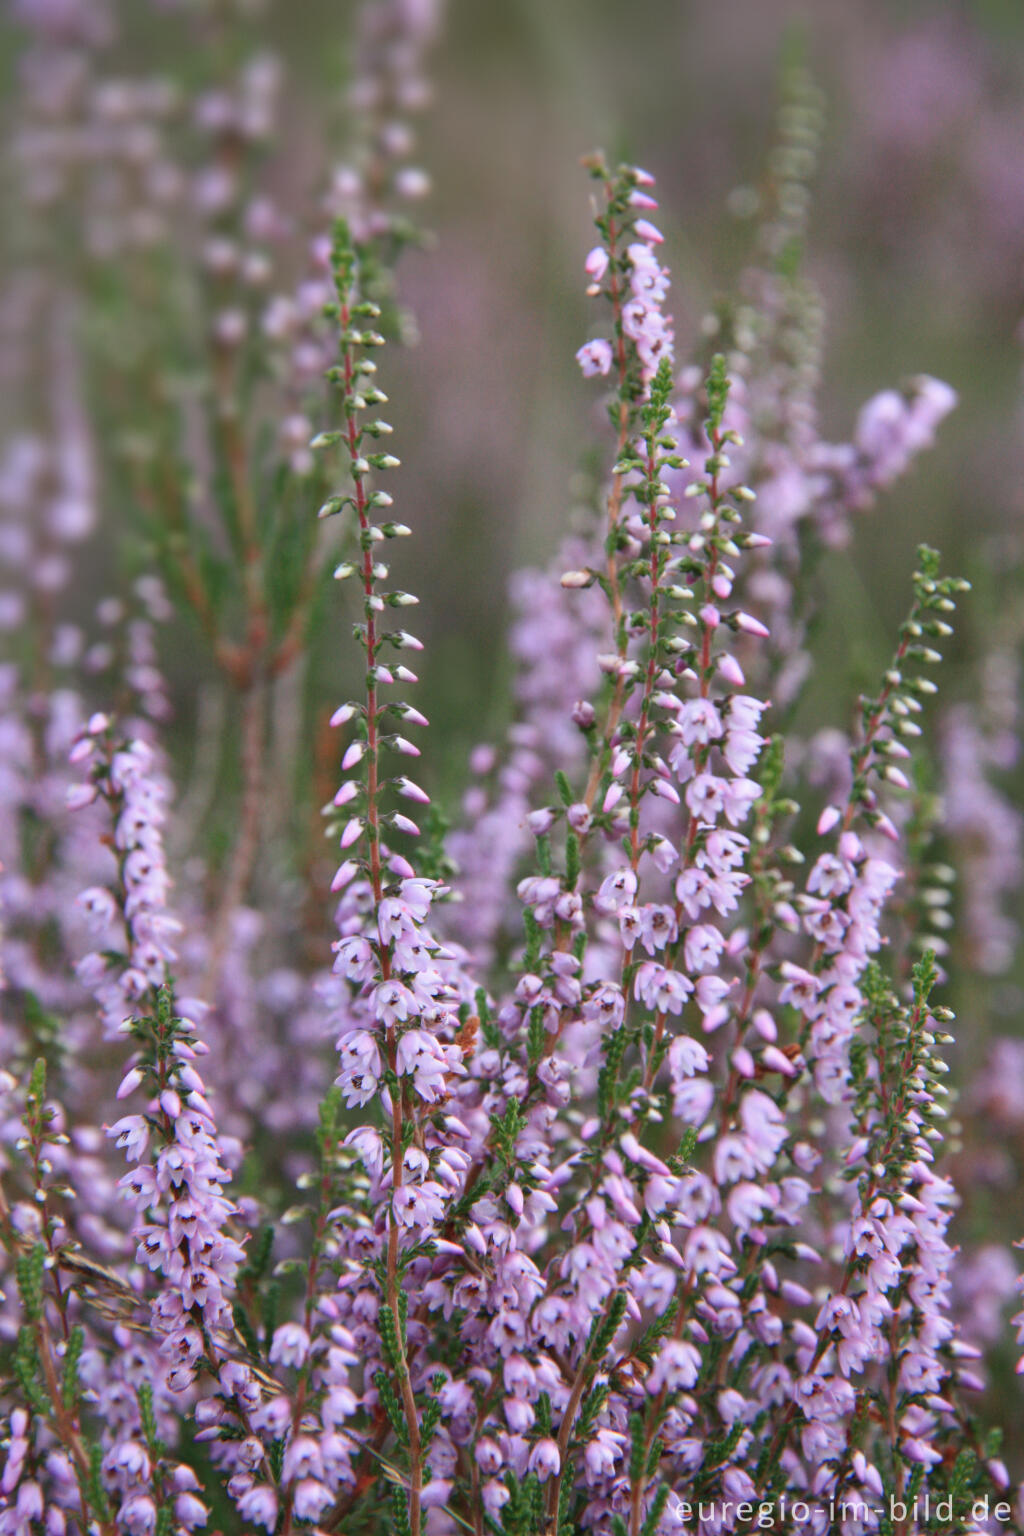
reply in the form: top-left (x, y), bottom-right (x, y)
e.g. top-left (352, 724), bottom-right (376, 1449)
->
top-left (705, 353), bottom-right (730, 434)
top-left (587, 1288), bottom-right (628, 1365)
top-left (391, 1483), bottom-right (413, 1536)
top-left (86, 1442), bottom-right (111, 1521)
top-left (15, 1243), bottom-right (46, 1324)
top-left (628, 1411), bottom-right (646, 1481)
top-left (61, 1324), bottom-right (85, 1409)
top-left (377, 1298), bottom-right (404, 1374)
top-left (13, 1326), bottom-right (47, 1414)
top-left (641, 1483), bottom-right (670, 1534)
top-left (374, 1367), bottom-right (409, 1443)
top-left (527, 1003), bottom-right (546, 1066)
top-left (137, 1379), bottom-right (162, 1456)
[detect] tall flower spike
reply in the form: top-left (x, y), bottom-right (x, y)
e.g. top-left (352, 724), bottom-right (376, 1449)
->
top-left (671, 67), bottom-right (957, 721)
top-left (0, 1059), bottom-right (127, 1536)
top-left (797, 547), bottom-right (971, 1106)
top-left (314, 219), bottom-right (476, 1536)
top-left (327, 0), bottom-right (444, 256)
top-left (577, 156), bottom-right (674, 403)
top-left (69, 718), bottom-right (278, 1530)
top-left (317, 220), bottom-right (431, 901)
top-left (440, 160), bottom-right (676, 969)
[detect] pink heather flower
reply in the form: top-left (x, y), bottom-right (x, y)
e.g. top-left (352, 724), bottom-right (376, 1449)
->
top-left (395, 1027), bottom-right (445, 1089)
top-left (108, 1115), bottom-right (150, 1161)
top-left (778, 962), bottom-right (822, 1008)
top-left (721, 776), bottom-right (761, 825)
top-left (583, 982), bottom-right (626, 1030)
top-left (633, 217), bottom-right (663, 243)
top-left (268, 1323), bottom-right (311, 1368)
top-left (618, 906), bottom-right (643, 949)
top-left (237, 1487), bottom-right (277, 1530)
top-left (584, 246), bottom-right (609, 282)
top-left (77, 884), bottom-right (118, 928)
top-left (334, 934), bottom-right (375, 982)
top-left (576, 338), bottom-right (613, 377)
top-left (103, 1441), bottom-right (151, 1484)
top-left (344, 1125), bottom-right (385, 1179)
top-left (596, 868), bottom-right (638, 912)
top-left (727, 1182), bottom-right (776, 1234)
top-left (291, 1480), bottom-right (333, 1517)
top-left (816, 804), bottom-right (842, 835)
top-left (373, 979), bottom-right (418, 1025)
top-left (583, 1429), bottom-right (625, 1482)
top-left (740, 1091), bottom-right (787, 1170)
top-left (723, 725), bottom-right (764, 775)
top-left (119, 1495), bottom-right (158, 1536)
top-left (685, 772), bottom-right (726, 819)
top-left (648, 1340), bottom-right (701, 1393)
top-left (639, 904), bottom-right (677, 953)
top-left (683, 923), bottom-right (724, 973)
top-left (717, 652), bottom-right (745, 687)
top-left (557, 802), bottom-right (589, 839)
top-left (335, 1029), bottom-right (383, 1107)
top-left (527, 1439), bottom-right (560, 1481)
top-left (174, 1493), bottom-right (208, 1528)
top-left (634, 963), bottom-right (693, 1014)
top-left (668, 1035), bottom-right (710, 1080)
top-left (677, 698), bottom-right (723, 746)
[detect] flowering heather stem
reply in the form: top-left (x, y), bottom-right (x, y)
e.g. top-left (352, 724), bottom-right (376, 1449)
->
top-left (0, 1070), bottom-right (118, 1536)
top-left (321, 221), bottom-right (424, 1536)
top-left (573, 159), bottom-right (673, 821)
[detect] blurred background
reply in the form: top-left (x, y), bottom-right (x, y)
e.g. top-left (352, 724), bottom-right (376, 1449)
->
top-left (5, 0), bottom-right (1024, 759)
top-left (392, 0), bottom-right (1024, 759)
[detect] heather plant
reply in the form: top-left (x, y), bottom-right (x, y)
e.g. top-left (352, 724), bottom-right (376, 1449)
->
top-left (1, 6), bottom-right (1023, 1536)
